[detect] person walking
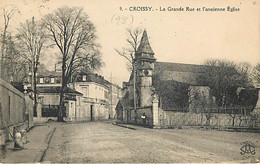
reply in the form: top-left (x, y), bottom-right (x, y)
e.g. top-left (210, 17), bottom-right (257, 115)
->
top-left (141, 113), bottom-right (147, 127)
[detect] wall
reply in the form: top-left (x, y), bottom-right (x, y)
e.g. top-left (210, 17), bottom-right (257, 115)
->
top-left (67, 100), bottom-right (109, 122)
top-left (24, 95), bottom-right (34, 128)
top-left (158, 109), bottom-right (260, 128)
top-left (0, 78), bottom-right (32, 145)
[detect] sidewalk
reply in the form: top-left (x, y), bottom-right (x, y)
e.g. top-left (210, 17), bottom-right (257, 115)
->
top-left (0, 123), bottom-right (56, 163)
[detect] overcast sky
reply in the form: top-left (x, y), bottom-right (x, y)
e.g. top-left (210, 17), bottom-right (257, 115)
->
top-left (1, 0), bottom-right (259, 86)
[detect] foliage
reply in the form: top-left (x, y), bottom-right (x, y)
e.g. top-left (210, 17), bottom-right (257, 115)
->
top-left (153, 75), bottom-right (190, 111)
top-left (199, 59), bottom-right (254, 109)
top-left (252, 63), bottom-right (260, 85)
top-left (237, 88), bottom-right (258, 114)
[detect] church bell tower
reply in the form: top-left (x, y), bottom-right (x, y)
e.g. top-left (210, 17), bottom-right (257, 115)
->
top-left (135, 29), bottom-right (156, 107)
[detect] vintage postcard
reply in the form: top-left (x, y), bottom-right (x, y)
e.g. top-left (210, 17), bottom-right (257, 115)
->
top-left (0, 0), bottom-right (259, 163)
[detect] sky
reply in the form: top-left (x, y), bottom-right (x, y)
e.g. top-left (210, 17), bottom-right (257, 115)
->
top-left (0, 0), bottom-right (259, 86)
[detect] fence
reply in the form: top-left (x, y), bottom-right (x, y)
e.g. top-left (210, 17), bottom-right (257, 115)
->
top-left (41, 105), bottom-right (60, 117)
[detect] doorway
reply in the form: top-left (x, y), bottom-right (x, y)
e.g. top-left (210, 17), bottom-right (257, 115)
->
top-left (90, 105), bottom-right (93, 121)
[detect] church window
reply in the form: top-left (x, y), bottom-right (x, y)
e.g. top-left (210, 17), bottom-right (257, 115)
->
top-left (144, 70), bottom-right (149, 76)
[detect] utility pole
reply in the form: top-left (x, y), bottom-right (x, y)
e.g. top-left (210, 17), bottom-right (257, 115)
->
top-left (31, 16), bottom-right (37, 117)
top-left (110, 73), bottom-right (113, 119)
top-left (133, 60), bottom-right (137, 124)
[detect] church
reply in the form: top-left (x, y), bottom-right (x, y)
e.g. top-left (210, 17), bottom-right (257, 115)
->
top-left (116, 29), bottom-right (259, 128)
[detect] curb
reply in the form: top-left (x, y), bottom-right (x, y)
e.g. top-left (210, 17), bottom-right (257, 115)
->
top-left (112, 123), bottom-right (136, 130)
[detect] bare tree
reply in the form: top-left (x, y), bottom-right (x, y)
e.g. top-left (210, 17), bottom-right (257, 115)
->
top-left (4, 35), bottom-right (27, 83)
top-left (16, 17), bottom-right (48, 116)
top-left (0, 6), bottom-right (17, 80)
top-left (201, 59), bottom-right (252, 111)
top-left (236, 62), bottom-right (254, 87)
top-left (42, 6), bottom-right (103, 121)
top-left (115, 28), bottom-right (142, 71)
top-left (115, 28), bottom-right (142, 124)
top-left (252, 63), bottom-right (260, 85)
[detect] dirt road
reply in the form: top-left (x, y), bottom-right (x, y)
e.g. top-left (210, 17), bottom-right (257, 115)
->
top-left (43, 122), bottom-right (259, 163)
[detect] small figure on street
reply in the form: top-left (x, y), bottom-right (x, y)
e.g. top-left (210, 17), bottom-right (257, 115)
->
top-left (13, 128), bottom-right (24, 150)
top-left (141, 113), bottom-right (147, 127)
top-left (21, 129), bottom-right (29, 144)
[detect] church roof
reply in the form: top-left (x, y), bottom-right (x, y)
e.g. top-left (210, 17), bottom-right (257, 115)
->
top-left (136, 29), bottom-right (154, 55)
top-left (116, 99), bottom-right (134, 110)
top-left (153, 62), bottom-right (211, 85)
top-left (154, 62), bottom-right (210, 73)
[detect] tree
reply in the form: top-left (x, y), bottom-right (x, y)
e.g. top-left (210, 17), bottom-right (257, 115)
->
top-left (115, 27), bottom-right (143, 124)
top-left (16, 17), bottom-right (48, 116)
top-left (152, 77), bottom-right (190, 111)
top-left (115, 28), bottom-right (143, 71)
top-left (188, 86), bottom-right (216, 126)
top-left (199, 59), bottom-right (253, 113)
top-left (42, 6), bottom-right (103, 121)
top-left (3, 35), bottom-right (28, 83)
top-left (252, 63), bottom-right (260, 85)
top-left (0, 6), bottom-right (18, 80)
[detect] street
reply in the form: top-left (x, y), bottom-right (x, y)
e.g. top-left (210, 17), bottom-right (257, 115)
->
top-left (1, 121), bottom-right (259, 163)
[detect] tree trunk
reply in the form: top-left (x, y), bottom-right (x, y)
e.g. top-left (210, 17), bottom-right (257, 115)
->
top-left (200, 113), bottom-right (203, 126)
top-left (206, 118), bottom-right (210, 126)
top-left (58, 82), bottom-right (65, 122)
top-left (231, 114), bottom-right (236, 127)
top-left (33, 65), bottom-right (38, 117)
top-left (58, 59), bottom-right (66, 122)
top-left (206, 114), bottom-right (211, 126)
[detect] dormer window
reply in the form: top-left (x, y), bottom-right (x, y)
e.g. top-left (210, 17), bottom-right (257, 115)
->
top-left (51, 78), bottom-right (55, 84)
top-left (40, 78), bottom-right (44, 84)
top-left (82, 75), bottom-right (86, 81)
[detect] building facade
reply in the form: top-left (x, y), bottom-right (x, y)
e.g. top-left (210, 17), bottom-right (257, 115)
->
top-left (24, 69), bottom-right (122, 122)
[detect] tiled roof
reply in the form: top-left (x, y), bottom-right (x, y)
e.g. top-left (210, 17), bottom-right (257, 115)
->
top-left (38, 86), bottom-right (82, 95)
top-left (154, 62), bottom-right (210, 73)
top-left (153, 62), bottom-right (210, 85)
top-left (38, 71), bottom-right (62, 77)
top-left (116, 99), bottom-right (134, 109)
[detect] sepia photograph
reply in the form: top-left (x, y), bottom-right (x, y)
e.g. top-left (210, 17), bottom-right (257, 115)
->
top-left (0, 0), bottom-right (259, 163)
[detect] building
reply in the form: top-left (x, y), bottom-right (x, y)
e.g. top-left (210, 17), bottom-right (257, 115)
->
top-left (116, 29), bottom-right (259, 128)
top-left (24, 69), bottom-right (122, 121)
top-left (68, 71), bottom-right (122, 121)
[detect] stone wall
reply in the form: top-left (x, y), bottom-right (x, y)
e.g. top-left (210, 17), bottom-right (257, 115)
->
top-left (0, 78), bottom-right (33, 145)
top-left (158, 109), bottom-right (260, 128)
